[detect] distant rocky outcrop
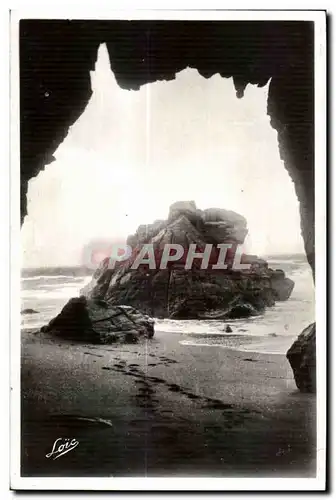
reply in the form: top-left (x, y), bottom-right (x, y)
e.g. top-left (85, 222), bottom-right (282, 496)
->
top-left (40, 296), bottom-right (155, 344)
top-left (81, 201), bottom-right (294, 320)
top-left (286, 323), bottom-right (316, 393)
top-left (21, 308), bottom-right (39, 315)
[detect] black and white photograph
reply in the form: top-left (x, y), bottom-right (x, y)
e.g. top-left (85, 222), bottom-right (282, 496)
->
top-left (10, 8), bottom-right (326, 491)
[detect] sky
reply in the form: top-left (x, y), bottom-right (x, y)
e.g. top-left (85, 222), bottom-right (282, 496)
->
top-left (21, 43), bottom-right (305, 268)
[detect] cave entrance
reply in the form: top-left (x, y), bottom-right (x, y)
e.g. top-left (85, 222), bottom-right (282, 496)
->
top-left (21, 43), bottom-right (307, 271)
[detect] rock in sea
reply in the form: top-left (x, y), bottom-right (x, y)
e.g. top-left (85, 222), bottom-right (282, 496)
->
top-left (81, 201), bottom-right (294, 320)
top-left (40, 296), bottom-right (155, 344)
top-left (286, 323), bottom-right (316, 393)
top-left (270, 270), bottom-right (295, 301)
top-left (21, 308), bottom-right (39, 315)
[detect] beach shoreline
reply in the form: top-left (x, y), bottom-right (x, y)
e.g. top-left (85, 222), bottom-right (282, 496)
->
top-left (21, 328), bottom-right (316, 477)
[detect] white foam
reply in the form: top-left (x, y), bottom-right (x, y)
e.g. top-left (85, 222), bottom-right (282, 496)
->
top-left (21, 275), bottom-right (86, 281)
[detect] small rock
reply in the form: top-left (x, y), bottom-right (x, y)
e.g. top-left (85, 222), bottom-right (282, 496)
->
top-left (225, 325), bottom-right (233, 333)
top-left (286, 323), bottom-right (316, 393)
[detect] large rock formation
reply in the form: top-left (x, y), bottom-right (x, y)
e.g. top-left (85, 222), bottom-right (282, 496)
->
top-left (40, 296), bottom-right (155, 344)
top-left (286, 323), bottom-right (316, 393)
top-left (82, 202), bottom-right (294, 319)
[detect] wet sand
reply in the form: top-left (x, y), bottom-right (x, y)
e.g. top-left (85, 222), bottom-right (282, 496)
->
top-left (21, 329), bottom-right (316, 477)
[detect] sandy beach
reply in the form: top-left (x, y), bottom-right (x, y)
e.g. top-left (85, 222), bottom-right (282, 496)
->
top-left (21, 328), bottom-right (316, 477)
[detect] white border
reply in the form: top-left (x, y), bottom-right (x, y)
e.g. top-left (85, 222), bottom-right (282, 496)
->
top-left (9, 9), bottom-right (326, 22)
top-left (10, 9), bottom-right (327, 492)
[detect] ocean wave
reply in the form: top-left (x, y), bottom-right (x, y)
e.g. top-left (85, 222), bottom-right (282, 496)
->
top-left (154, 316), bottom-right (264, 333)
top-left (180, 341), bottom-right (231, 348)
top-left (21, 320), bottom-right (45, 329)
top-left (267, 259), bottom-right (299, 265)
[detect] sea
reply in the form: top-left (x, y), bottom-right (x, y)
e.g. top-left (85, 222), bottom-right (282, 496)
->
top-left (21, 254), bottom-right (315, 355)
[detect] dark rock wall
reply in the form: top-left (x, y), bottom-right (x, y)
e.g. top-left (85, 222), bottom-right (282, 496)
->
top-left (287, 323), bottom-right (316, 393)
top-left (20, 20), bottom-right (315, 274)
